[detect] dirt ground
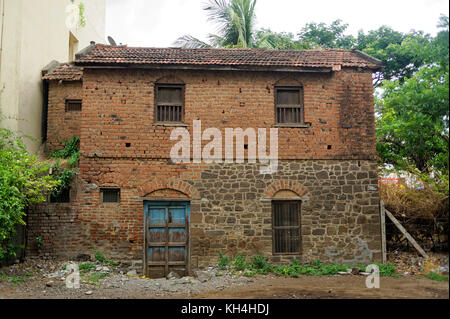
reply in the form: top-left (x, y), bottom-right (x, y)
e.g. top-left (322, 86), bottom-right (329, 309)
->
top-left (189, 275), bottom-right (449, 299)
top-left (0, 259), bottom-right (448, 299)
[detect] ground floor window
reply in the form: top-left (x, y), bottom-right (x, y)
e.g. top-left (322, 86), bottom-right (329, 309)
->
top-left (272, 200), bottom-right (301, 254)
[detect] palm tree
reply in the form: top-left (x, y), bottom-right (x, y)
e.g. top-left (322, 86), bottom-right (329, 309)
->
top-left (174, 0), bottom-right (257, 48)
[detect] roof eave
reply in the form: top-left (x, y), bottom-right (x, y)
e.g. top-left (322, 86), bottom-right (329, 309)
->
top-left (73, 62), bottom-right (335, 73)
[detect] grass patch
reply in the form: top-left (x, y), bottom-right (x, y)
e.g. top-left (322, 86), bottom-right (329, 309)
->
top-left (355, 262), bottom-right (397, 277)
top-left (0, 271), bottom-right (8, 282)
top-left (0, 271), bottom-right (28, 286)
top-left (9, 275), bottom-right (27, 286)
top-left (217, 252), bottom-right (400, 278)
top-left (84, 272), bottom-right (109, 284)
top-left (425, 272), bottom-right (449, 281)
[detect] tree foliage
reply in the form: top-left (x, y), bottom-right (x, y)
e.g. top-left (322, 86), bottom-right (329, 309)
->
top-left (376, 16), bottom-right (449, 193)
top-left (175, 0), bottom-right (258, 48)
top-left (0, 128), bottom-right (59, 260)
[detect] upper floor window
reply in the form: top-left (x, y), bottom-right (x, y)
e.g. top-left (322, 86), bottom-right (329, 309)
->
top-left (155, 84), bottom-right (184, 123)
top-left (275, 87), bottom-right (304, 124)
top-left (65, 99), bottom-right (82, 112)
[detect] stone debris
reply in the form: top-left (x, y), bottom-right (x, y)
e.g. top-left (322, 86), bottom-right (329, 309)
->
top-left (44, 270), bottom-right (69, 278)
top-left (351, 267), bottom-right (360, 275)
top-left (166, 271), bottom-right (180, 280)
top-left (85, 290), bottom-right (93, 295)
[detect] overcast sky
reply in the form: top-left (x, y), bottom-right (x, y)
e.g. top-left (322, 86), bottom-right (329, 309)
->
top-left (105, 0), bottom-right (449, 47)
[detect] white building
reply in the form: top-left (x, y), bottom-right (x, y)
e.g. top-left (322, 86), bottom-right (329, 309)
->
top-left (0, 0), bottom-right (105, 153)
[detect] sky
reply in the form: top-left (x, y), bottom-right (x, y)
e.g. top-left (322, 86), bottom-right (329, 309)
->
top-left (105, 0), bottom-right (449, 47)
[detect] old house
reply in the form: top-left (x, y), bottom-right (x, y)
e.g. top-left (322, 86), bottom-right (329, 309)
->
top-left (29, 43), bottom-right (383, 277)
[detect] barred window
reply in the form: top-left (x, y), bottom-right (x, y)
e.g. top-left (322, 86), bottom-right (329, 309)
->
top-left (272, 201), bottom-right (301, 254)
top-left (101, 188), bottom-right (120, 203)
top-left (65, 99), bottom-right (82, 112)
top-left (275, 87), bottom-right (304, 124)
top-left (155, 85), bottom-right (184, 123)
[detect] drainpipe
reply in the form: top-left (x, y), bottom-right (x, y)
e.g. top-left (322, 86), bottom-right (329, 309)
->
top-left (41, 79), bottom-right (49, 142)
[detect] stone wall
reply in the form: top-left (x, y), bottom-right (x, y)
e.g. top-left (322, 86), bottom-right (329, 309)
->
top-left (27, 159), bottom-right (381, 269)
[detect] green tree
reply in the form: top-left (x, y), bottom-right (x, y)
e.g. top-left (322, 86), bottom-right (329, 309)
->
top-left (175, 0), bottom-right (257, 48)
top-left (0, 127), bottom-right (58, 260)
top-left (295, 20), bottom-right (434, 87)
top-left (355, 27), bottom-right (432, 87)
top-left (375, 17), bottom-right (449, 193)
top-left (254, 28), bottom-right (320, 49)
top-left (297, 19), bottom-right (356, 49)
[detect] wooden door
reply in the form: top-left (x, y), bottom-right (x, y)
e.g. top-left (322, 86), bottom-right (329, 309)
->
top-left (144, 201), bottom-right (190, 278)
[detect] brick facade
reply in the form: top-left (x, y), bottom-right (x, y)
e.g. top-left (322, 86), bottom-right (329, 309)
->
top-left (29, 54), bottom-right (382, 273)
top-left (46, 81), bottom-right (83, 152)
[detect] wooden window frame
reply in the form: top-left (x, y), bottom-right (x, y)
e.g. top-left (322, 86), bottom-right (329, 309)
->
top-left (154, 84), bottom-right (185, 124)
top-left (274, 86), bottom-right (304, 126)
top-left (101, 188), bottom-right (121, 204)
top-left (272, 200), bottom-right (301, 255)
top-left (65, 99), bottom-right (82, 112)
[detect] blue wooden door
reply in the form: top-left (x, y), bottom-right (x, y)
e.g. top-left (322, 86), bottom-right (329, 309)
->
top-left (145, 201), bottom-right (190, 278)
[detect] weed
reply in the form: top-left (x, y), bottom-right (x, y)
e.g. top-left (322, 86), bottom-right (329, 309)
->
top-left (9, 275), bottom-right (27, 286)
top-left (217, 252), bottom-right (400, 279)
top-left (355, 262), bottom-right (397, 277)
top-left (250, 255), bottom-right (272, 272)
top-left (51, 136), bottom-right (80, 160)
top-left (79, 262), bottom-right (96, 274)
top-left (217, 251), bottom-right (230, 270)
top-left (243, 271), bottom-right (256, 277)
top-left (0, 271), bottom-right (8, 281)
top-left (93, 248), bottom-right (117, 266)
top-left (36, 236), bottom-right (43, 251)
top-left (107, 259), bottom-right (118, 267)
top-left (425, 272), bottom-right (449, 281)
top-left (84, 272), bottom-right (108, 284)
top-left (93, 249), bottom-right (106, 263)
top-left (232, 253), bottom-right (248, 271)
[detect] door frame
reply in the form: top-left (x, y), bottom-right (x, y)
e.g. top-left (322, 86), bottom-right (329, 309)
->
top-left (143, 200), bottom-right (191, 277)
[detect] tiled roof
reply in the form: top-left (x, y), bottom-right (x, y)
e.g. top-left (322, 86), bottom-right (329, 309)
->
top-left (42, 63), bottom-right (83, 81)
top-left (74, 44), bottom-right (383, 71)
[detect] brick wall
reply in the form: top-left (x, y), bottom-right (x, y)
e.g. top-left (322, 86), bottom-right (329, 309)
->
top-left (46, 80), bottom-right (83, 152)
top-left (79, 68), bottom-right (376, 160)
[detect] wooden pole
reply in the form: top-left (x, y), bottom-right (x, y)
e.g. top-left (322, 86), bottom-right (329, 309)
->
top-left (384, 208), bottom-right (429, 259)
top-left (380, 201), bottom-right (387, 264)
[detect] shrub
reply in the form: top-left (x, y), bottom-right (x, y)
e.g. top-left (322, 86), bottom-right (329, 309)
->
top-left (0, 127), bottom-right (58, 260)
